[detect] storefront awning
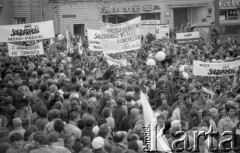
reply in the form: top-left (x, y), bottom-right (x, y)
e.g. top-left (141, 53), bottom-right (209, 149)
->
top-left (168, 2), bottom-right (209, 8)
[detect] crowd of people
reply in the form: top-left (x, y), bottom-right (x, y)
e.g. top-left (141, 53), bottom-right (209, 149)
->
top-left (0, 24), bottom-right (240, 153)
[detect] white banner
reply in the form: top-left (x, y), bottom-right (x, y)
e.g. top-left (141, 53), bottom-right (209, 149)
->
top-left (101, 17), bottom-right (141, 54)
top-left (141, 25), bottom-right (156, 36)
top-left (104, 54), bottom-right (127, 67)
top-left (193, 60), bottom-right (240, 76)
top-left (87, 29), bottom-right (102, 51)
top-left (8, 41), bottom-right (44, 57)
top-left (155, 25), bottom-right (169, 39)
top-left (141, 20), bottom-right (161, 25)
top-left (0, 20), bottom-right (55, 42)
top-left (176, 32), bottom-right (200, 45)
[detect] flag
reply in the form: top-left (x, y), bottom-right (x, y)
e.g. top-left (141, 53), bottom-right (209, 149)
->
top-left (140, 92), bottom-right (172, 153)
top-left (78, 36), bottom-right (83, 54)
top-left (140, 92), bottom-right (154, 125)
top-left (171, 107), bottom-right (181, 121)
top-left (50, 38), bottom-right (54, 45)
top-left (66, 30), bottom-right (71, 53)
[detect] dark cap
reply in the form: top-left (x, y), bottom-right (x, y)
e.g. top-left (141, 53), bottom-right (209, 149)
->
top-left (202, 109), bottom-right (211, 117)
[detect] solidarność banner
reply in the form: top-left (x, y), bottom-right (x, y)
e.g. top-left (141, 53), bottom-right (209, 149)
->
top-left (0, 20), bottom-right (55, 42)
top-left (101, 17), bottom-right (141, 54)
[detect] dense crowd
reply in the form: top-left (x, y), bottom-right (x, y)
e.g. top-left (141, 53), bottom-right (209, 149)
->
top-left (0, 24), bottom-right (240, 153)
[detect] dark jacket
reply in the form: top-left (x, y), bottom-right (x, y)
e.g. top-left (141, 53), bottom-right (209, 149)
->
top-left (112, 106), bottom-right (126, 129)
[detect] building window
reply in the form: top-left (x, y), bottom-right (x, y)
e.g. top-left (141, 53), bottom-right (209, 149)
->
top-left (220, 9), bottom-right (238, 20)
top-left (14, 17), bottom-right (26, 24)
top-left (73, 24), bottom-right (85, 36)
top-left (102, 13), bottom-right (160, 24)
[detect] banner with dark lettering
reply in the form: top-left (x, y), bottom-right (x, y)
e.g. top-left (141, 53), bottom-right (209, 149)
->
top-left (8, 41), bottom-right (44, 57)
top-left (0, 20), bottom-right (55, 42)
top-left (176, 32), bottom-right (200, 45)
top-left (101, 17), bottom-right (141, 53)
top-left (193, 60), bottom-right (240, 76)
top-left (87, 29), bottom-right (102, 51)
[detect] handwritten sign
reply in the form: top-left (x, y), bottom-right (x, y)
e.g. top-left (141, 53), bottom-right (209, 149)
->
top-left (8, 41), bottom-right (44, 57)
top-left (101, 17), bottom-right (141, 54)
top-left (87, 29), bottom-right (102, 51)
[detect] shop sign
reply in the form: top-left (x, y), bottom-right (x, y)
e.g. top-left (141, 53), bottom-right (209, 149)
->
top-left (219, 0), bottom-right (240, 8)
top-left (101, 5), bottom-right (160, 13)
top-left (123, 6), bottom-right (131, 12)
top-left (102, 7), bottom-right (111, 13)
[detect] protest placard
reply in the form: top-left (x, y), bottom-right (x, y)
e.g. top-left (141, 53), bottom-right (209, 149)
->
top-left (0, 20), bottom-right (55, 42)
top-left (8, 41), bottom-right (44, 57)
top-left (87, 29), bottom-right (102, 51)
top-left (101, 17), bottom-right (141, 54)
top-left (155, 25), bottom-right (169, 39)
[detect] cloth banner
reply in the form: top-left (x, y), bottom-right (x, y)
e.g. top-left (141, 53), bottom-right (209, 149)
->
top-left (0, 20), bottom-right (54, 42)
top-left (155, 25), bottom-right (169, 39)
top-left (78, 36), bottom-right (83, 54)
top-left (66, 30), bottom-right (71, 53)
top-left (171, 107), bottom-right (181, 121)
top-left (101, 17), bottom-right (141, 54)
top-left (202, 87), bottom-right (215, 100)
top-left (140, 92), bottom-right (172, 152)
top-left (104, 54), bottom-right (127, 67)
top-left (87, 29), bottom-right (102, 51)
top-left (176, 32), bottom-right (200, 45)
top-left (193, 60), bottom-right (240, 76)
top-left (8, 41), bottom-right (44, 57)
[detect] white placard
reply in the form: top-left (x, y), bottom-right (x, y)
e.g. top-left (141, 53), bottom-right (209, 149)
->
top-left (87, 29), bottom-right (102, 51)
top-left (0, 20), bottom-right (55, 42)
top-left (155, 25), bottom-right (169, 39)
top-left (8, 41), bottom-right (44, 57)
top-left (101, 17), bottom-right (141, 54)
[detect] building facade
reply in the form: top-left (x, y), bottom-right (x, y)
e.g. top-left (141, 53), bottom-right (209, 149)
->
top-left (219, 0), bottom-right (240, 35)
top-left (0, 0), bottom-right (215, 36)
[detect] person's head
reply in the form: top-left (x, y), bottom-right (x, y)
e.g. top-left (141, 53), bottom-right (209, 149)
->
top-left (202, 109), bottom-right (211, 121)
top-left (92, 137), bottom-right (104, 150)
top-left (48, 132), bottom-right (60, 143)
top-left (84, 119), bottom-right (95, 128)
top-left (12, 117), bottom-right (22, 128)
top-left (116, 98), bottom-right (124, 106)
top-left (157, 114), bottom-right (166, 128)
top-left (191, 117), bottom-right (201, 127)
top-left (98, 123), bottom-right (110, 138)
top-left (37, 107), bottom-right (48, 118)
top-left (128, 140), bottom-right (139, 152)
top-left (69, 111), bottom-right (80, 123)
top-left (113, 131), bottom-right (125, 143)
top-left (33, 131), bottom-right (49, 146)
top-left (81, 136), bottom-right (91, 148)
top-left (9, 133), bottom-right (24, 149)
top-left (219, 107), bottom-right (226, 118)
top-left (51, 109), bottom-right (61, 120)
top-left (54, 119), bottom-right (65, 133)
top-left (24, 125), bottom-right (38, 142)
top-left (226, 105), bottom-right (236, 118)
top-left (102, 108), bottom-right (112, 118)
top-left (162, 99), bottom-right (168, 105)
